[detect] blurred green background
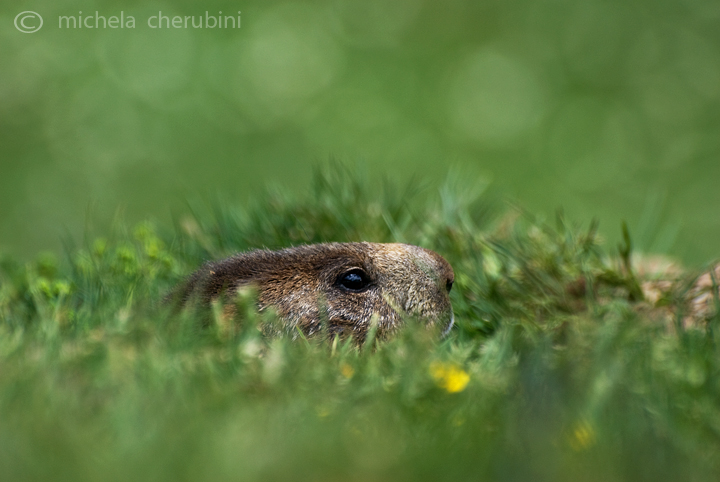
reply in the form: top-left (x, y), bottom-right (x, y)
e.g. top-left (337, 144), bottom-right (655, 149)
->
top-left (1, 0), bottom-right (719, 264)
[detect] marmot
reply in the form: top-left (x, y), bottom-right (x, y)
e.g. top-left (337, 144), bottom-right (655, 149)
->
top-left (174, 242), bottom-right (455, 341)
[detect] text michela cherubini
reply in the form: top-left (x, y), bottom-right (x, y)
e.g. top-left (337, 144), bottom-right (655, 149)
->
top-left (58, 11), bottom-right (242, 29)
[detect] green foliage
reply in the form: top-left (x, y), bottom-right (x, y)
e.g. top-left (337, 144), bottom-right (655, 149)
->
top-left (2, 0), bottom-right (719, 265)
top-left (1, 166), bottom-right (719, 481)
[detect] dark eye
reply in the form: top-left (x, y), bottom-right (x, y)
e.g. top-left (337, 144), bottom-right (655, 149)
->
top-left (337, 269), bottom-right (371, 292)
top-left (446, 279), bottom-right (453, 293)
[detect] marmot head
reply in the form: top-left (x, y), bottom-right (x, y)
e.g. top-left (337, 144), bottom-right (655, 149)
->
top-left (176, 242), bottom-right (455, 341)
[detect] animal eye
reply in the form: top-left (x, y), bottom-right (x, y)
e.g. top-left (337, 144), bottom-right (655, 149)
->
top-left (446, 279), bottom-right (453, 293)
top-left (337, 269), bottom-right (371, 292)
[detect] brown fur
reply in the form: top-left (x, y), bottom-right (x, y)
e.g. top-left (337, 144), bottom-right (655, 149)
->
top-left (174, 242), bottom-right (455, 341)
top-left (639, 259), bottom-right (720, 329)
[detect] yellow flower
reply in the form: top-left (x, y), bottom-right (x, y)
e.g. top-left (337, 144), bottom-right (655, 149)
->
top-left (340, 363), bottom-right (354, 379)
top-left (429, 362), bottom-right (470, 393)
top-left (568, 419), bottom-right (596, 451)
top-left (316, 406), bottom-right (331, 418)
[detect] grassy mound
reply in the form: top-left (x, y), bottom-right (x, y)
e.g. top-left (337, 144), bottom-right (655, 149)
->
top-left (1, 165), bottom-right (719, 481)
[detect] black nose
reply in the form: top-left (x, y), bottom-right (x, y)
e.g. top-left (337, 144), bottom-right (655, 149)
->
top-left (446, 277), bottom-right (453, 293)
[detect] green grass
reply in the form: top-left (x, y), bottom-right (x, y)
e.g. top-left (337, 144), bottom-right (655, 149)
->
top-left (1, 165), bottom-right (720, 481)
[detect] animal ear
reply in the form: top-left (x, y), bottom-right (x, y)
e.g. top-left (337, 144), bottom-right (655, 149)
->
top-left (336, 268), bottom-right (372, 292)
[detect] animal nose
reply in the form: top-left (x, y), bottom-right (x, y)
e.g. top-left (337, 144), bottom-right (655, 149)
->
top-left (445, 276), bottom-right (454, 293)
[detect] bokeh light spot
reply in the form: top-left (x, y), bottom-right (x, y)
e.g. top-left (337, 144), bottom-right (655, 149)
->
top-left (449, 49), bottom-right (548, 146)
top-left (332, 0), bottom-right (424, 48)
top-left (232, 4), bottom-right (344, 123)
top-left (98, 8), bottom-right (195, 103)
